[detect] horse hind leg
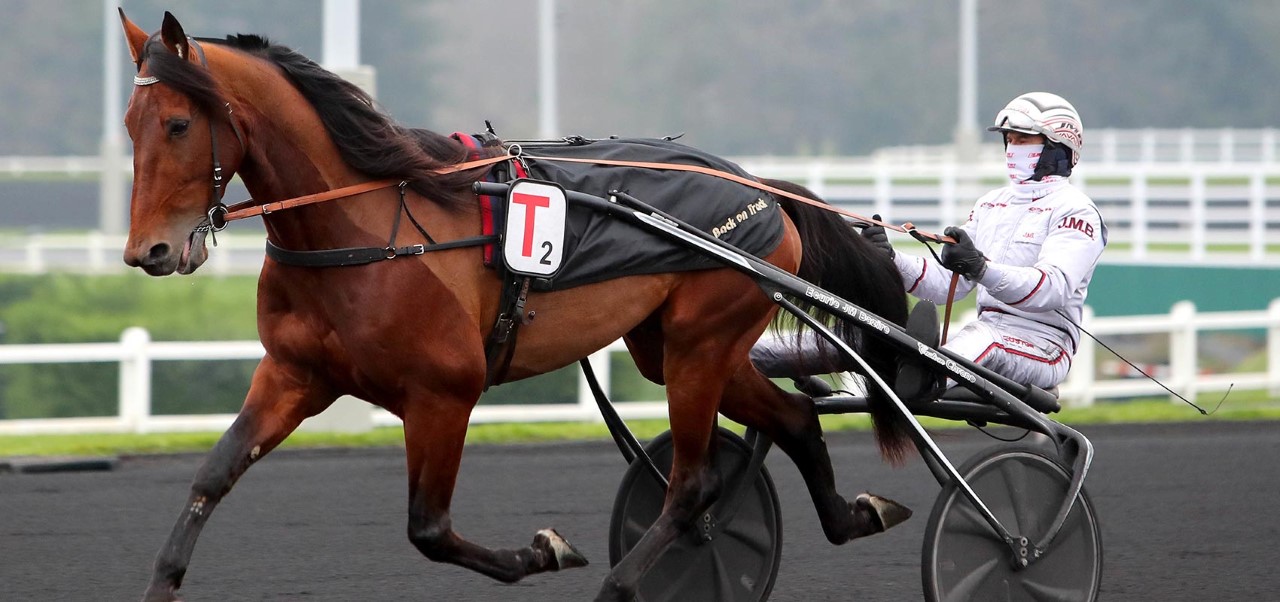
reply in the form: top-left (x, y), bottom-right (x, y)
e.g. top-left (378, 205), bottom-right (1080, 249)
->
top-left (599, 271), bottom-right (779, 600)
top-left (597, 361), bottom-right (727, 601)
top-left (401, 398), bottom-right (587, 584)
top-left (718, 365), bottom-right (912, 545)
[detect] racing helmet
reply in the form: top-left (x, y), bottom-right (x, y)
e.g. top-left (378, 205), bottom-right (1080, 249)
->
top-left (987, 92), bottom-right (1083, 166)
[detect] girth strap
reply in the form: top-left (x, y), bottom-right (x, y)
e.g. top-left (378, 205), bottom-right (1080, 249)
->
top-left (483, 275), bottom-right (534, 389)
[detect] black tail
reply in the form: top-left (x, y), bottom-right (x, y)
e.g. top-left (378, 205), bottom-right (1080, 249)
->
top-left (764, 179), bottom-right (914, 464)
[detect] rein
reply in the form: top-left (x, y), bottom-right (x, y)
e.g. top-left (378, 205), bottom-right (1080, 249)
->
top-left (205, 154), bottom-right (516, 231)
top-left (519, 154), bottom-right (956, 245)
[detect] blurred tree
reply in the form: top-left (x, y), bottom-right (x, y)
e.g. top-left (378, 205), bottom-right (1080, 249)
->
top-left (1, 1), bottom-right (1278, 156)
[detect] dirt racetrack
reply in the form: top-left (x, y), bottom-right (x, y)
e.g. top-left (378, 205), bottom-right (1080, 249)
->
top-left (2, 420), bottom-right (1277, 600)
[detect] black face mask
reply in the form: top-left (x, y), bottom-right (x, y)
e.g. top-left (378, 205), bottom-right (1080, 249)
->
top-left (1031, 141), bottom-right (1073, 181)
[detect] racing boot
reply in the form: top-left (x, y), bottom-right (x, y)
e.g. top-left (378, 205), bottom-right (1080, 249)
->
top-left (894, 300), bottom-right (946, 403)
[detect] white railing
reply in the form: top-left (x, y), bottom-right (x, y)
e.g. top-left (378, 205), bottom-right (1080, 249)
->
top-left (4, 129), bottom-right (1275, 177)
top-left (3, 161), bottom-right (1277, 273)
top-left (1063, 299), bottom-right (1280, 406)
top-left (733, 161), bottom-right (1280, 265)
top-left (870, 127), bottom-right (1279, 166)
top-left (0, 299), bottom-right (1276, 436)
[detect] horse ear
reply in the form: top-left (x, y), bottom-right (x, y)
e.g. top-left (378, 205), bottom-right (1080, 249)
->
top-left (117, 8), bottom-right (150, 66)
top-left (159, 11), bottom-right (191, 61)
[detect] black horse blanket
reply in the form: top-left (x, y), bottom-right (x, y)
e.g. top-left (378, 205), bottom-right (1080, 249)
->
top-left (518, 137), bottom-right (784, 290)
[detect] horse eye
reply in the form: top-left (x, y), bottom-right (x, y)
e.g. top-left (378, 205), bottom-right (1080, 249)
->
top-left (166, 119), bottom-right (191, 138)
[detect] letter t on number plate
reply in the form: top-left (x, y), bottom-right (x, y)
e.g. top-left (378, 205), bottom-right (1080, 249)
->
top-left (503, 179), bottom-right (567, 278)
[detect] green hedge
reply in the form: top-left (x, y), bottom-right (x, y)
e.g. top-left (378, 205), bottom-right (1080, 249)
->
top-left (0, 274), bottom-right (667, 420)
top-left (0, 274), bottom-right (260, 419)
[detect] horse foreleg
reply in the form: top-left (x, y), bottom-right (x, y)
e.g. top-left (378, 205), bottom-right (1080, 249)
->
top-left (142, 356), bottom-right (333, 602)
top-left (401, 400), bottom-right (587, 583)
top-left (718, 366), bottom-right (911, 545)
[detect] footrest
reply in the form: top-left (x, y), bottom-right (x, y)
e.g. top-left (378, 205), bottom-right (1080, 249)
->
top-left (939, 385), bottom-right (1061, 414)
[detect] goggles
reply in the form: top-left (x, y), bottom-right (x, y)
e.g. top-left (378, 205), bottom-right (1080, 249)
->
top-left (987, 109), bottom-right (1042, 135)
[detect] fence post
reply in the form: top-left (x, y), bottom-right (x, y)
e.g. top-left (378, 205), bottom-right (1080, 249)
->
top-left (119, 327), bottom-right (152, 433)
top-left (1250, 170), bottom-right (1266, 262)
top-left (806, 162), bottom-right (827, 199)
top-left (1269, 298), bottom-right (1280, 397)
top-left (88, 230), bottom-right (106, 273)
top-left (1169, 301), bottom-right (1197, 404)
top-left (873, 165), bottom-right (892, 220)
top-left (24, 233), bottom-right (45, 273)
top-left (1064, 306), bottom-right (1096, 408)
top-left (1189, 170), bottom-right (1206, 261)
top-left (1130, 169), bottom-right (1149, 261)
top-left (939, 162), bottom-right (957, 228)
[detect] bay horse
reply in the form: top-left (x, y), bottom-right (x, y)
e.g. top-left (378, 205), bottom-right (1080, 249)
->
top-left (120, 11), bottom-right (913, 601)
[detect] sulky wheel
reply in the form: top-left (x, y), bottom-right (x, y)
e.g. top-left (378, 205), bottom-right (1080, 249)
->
top-left (922, 444), bottom-right (1103, 601)
top-left (608, 427), bottom-right (783, 601)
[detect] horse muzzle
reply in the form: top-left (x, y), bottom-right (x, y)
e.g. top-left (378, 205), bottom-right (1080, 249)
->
top-left (124, 229), bottom-right (209, 276)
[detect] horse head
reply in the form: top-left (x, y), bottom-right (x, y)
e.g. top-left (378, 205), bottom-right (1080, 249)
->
top-left (119, 11), bottom-right (246, 275)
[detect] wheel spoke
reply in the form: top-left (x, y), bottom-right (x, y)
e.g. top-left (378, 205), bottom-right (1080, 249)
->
top-left (710, 548), bottom-right (738, 601)
top-left (946, 498), bottom-right (1004, 542)
top-left (649, 542), bottom-right (710, 599)
top-left (720, 520), bottom-right (774, 556)
top-left (622, 515), bottom-right (653, 543)
top-left (998, 457), bottom-right (1035, 535)
top-left (1021, 577), bottom-right (1089, 602)
top-left (941, 556), bottom-right (1001, 602)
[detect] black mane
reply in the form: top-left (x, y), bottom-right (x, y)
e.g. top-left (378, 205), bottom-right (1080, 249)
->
top-left (141, 34), bottom-right (480, 208)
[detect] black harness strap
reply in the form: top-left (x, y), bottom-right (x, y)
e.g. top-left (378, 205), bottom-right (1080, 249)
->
top-left (264, 181), bottom-right (497, 267)
top-left (483, 275), bottom-right (534, 389)
top-left (265, 236), bottom-right (497, 267)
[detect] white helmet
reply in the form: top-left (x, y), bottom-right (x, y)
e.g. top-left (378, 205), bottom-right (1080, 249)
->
top-left (988, 92), bottom-right (1084, 165)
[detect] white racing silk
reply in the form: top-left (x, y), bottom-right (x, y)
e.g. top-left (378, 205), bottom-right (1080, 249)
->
top-left (893, 178), bottom-right (1107, 387)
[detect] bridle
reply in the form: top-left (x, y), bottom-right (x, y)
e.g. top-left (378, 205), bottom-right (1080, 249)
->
top-left (133, 36), bottom-right (246, 244)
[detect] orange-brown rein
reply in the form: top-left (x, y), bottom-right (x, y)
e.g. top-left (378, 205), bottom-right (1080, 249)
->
top-left (521, 154), bottom-right (955, 244)
top-left (217, 154), bottom-right (517, 223)
top-left (219, 151), bottom-right (955, 245)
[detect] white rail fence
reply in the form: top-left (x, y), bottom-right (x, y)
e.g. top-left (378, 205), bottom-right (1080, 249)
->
top-left (1, 300), bottom-right (1276, 437)
top-left (3, 162), bottom-right (1278, 273)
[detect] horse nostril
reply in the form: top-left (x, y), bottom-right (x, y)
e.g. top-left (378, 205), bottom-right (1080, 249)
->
top-left (147, 242), bottom-right (171, 264)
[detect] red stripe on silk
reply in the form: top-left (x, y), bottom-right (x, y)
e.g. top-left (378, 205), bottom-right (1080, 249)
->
top-left (1010, 269), bottom-right (1047, 305)
top-left (977, 341), bottom-right (1069, 366)
top-left (908, 260), bottom-right (927, 293)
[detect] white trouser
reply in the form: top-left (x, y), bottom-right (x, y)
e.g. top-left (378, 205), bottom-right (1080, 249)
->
top-left (750, 320), bottom-right (1072, 391)
top-left (943, 321), bottom-right (1071, 390)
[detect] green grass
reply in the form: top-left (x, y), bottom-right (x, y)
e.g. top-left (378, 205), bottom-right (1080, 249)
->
top-left (3, 394), bottom-right (1277, 458)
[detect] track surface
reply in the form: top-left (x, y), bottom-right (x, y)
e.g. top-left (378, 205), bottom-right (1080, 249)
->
top-left (3, 421), bottom-right (1277, 600)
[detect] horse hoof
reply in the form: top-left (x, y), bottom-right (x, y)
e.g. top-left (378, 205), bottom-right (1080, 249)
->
top-left (534, 528), bottom-right (589, 570)
top-left (856, 493), bottom-right (912, 533)
top-left (141, 590), bottom-right (181, 602)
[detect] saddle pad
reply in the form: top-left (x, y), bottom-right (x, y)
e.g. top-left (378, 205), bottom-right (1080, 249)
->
top-left (522, 137), bottom-right (784, 290)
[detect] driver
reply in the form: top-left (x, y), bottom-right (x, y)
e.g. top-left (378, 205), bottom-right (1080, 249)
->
top-left (866, 91), bottom-right (1108, 399)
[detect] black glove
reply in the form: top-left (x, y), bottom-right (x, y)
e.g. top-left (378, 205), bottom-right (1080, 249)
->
top-left (940, 226), bottom-right (987, 281)
top-left (861, 214), bottom-right (894, 258)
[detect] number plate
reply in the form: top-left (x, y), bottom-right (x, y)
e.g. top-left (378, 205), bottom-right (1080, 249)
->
top-left (503, 179), bottom-right (567, 278)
